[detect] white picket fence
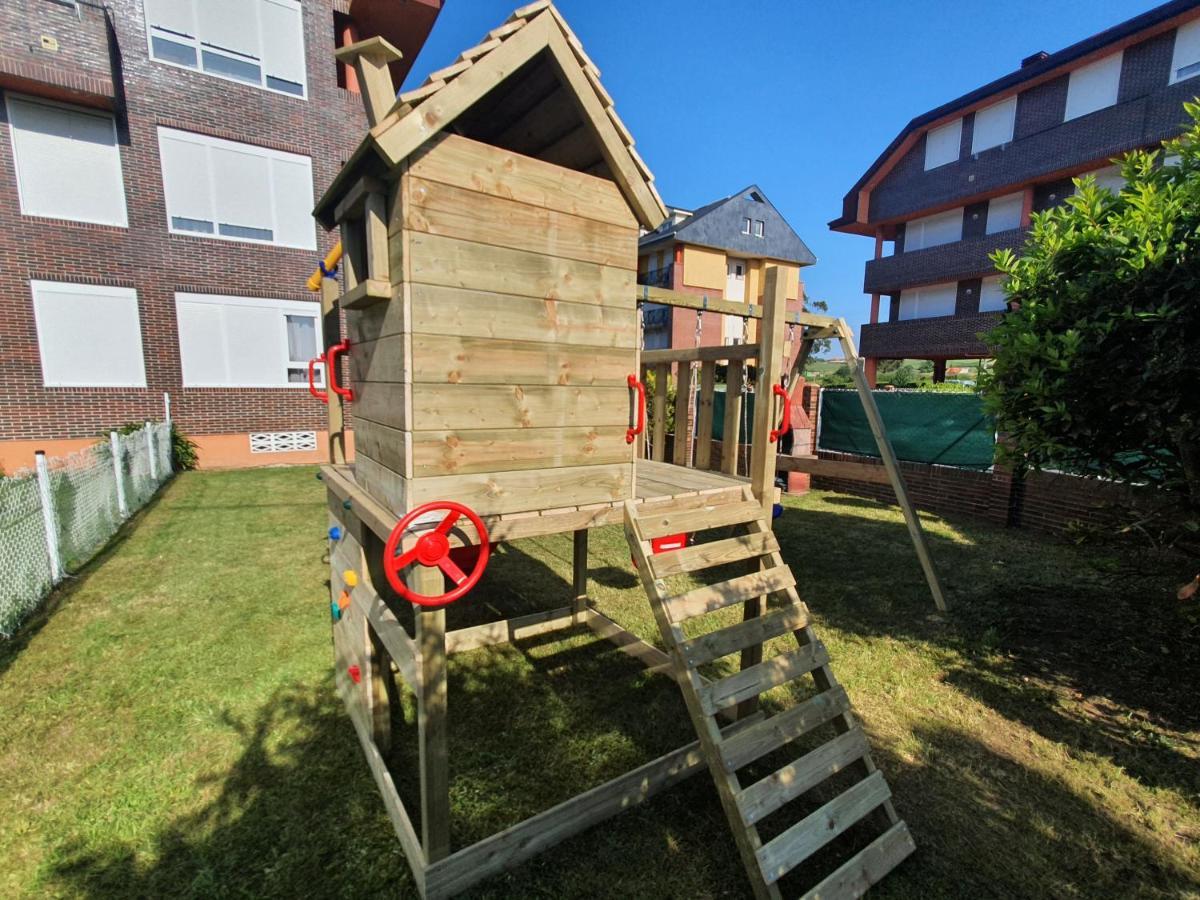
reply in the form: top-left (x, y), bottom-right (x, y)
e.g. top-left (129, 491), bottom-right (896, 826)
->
top-left (0, 422), bottom-right (173, 637)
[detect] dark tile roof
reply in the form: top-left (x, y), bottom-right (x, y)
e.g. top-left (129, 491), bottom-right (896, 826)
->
top-left (640, 185), bottom-right (816, 266)
top-left (830, 0), bottom-right (1200, 229)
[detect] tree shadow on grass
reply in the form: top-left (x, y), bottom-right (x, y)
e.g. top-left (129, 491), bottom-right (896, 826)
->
top-left (775, 493), bottom-right (1200, 802)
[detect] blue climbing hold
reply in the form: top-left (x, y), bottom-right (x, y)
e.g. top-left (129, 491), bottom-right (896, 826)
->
top-left (328, 526), bottom-right (342, 541)
top-left (330, 599), bottom-right (341, 622)
top-left (772, 503), bottom-right (783, 520)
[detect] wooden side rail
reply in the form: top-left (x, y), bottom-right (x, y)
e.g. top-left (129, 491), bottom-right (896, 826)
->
top-left (776, 454), bottom-right (893, 486)
top-left (636, 284), bottom-right (837, 329)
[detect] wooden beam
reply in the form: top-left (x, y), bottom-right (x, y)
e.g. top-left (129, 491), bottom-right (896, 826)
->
top-left (445, 605), bottom-right (578, 653)
top-left (694, 361), bottom-right (716, 470)
top-left (776, 455), bottom-right (893, 486)
top-left (637, 285), bottom-right (836, 329)
top-left (583, 608), bottom-right (671, 673)
top-left (672, 363), bottom-right (693, 467)
top-left (641, 343), bottom-right (759, 365)
top-left (722, 359), bottom-right (744, 476)
top-left (319, 276), bottom-right (346, 465)
top-left (749, 268), bottom-right (787, 513)
top-left (415, 590), bottom-right (451, 862)
top-left (651, 362), bottom-right (668, 462)
top-left (572, 529), bottom-right (588, 624)
top-left (835, 319), bottom-right (949, 612)
top-left (334, 37), bottom-right (403, 127)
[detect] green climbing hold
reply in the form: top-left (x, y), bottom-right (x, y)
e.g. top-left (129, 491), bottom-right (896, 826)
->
top-left (343, 499), bottom-right (352, 510)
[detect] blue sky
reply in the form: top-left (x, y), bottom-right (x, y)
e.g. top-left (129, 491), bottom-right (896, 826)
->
top-left (400, 0), bottom-right (1156, 346)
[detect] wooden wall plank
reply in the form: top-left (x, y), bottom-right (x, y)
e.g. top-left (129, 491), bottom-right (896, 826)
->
top-left (411, 334), bottom-right (631, 386)
top-left (410, 284), bottom-right (638, 348)
top-left (406, 132), bottom-right (634, 228)
top-left (405, 175), bottom-right (636, 270)
top-left (351, 337), bottom-right (409, 384)
top-left (412, 426), bottom-right (630, 477)
top-left (355, 451), bottom-right (408, 515)
top-left (411, 384), bottom-right (628, 431)
top-left (346, 296), bottom-right (408, 345)
top-left (354, 420), bottom-right (412, 478)
top-left (408, 463), bottom-right (632, 516)
top-left (408, 232), bottom-right (636, 309)
top-left (353, 380), bottom-right (408, 431)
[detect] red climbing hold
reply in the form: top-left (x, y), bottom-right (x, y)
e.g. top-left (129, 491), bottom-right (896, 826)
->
top-left (348, 664), bottom-right (362, 684)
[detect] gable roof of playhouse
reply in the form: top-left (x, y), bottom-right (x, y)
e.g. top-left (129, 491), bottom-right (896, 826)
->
top-left (314, 1), bottom-right (668, 230)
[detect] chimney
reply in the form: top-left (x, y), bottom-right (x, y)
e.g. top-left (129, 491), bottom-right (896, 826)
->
top-left (1021, 51), bottom-right (1049, 68)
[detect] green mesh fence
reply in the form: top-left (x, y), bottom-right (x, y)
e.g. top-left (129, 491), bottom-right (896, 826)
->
top-left (817, 390), bottom-right (996, 469)
top-left (704, 388), bottom-right (758, 443)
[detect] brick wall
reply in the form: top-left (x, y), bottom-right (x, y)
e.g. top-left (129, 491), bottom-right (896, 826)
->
top-left (0, 0), bottom-right (369, 447)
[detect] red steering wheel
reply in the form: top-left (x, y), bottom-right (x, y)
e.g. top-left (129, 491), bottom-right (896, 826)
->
top-left (382, 501), bottom-right (490, 607)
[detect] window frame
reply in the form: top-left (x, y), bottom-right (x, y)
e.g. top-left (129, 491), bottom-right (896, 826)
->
top-left (753, 219), bottom-right (765, 237)
top-left (157, 127), bottom-right (316, 250)
top-left (924, 118), bottom-right (962, 171)
top-left (31, 280), bottom-right (146, 387)
top-left (1170, 18), bottom-right (1200, 84)
top-left (1064, 52), bottom-right (1123, 122)
top-left (175, 292), bottom-right (323, 389)
top-left (143, 0), bottom-right (307, 100)
top-left (5, 93), bottom-right (128, 228)
top-left (741, 217), bottom-right (752, 234)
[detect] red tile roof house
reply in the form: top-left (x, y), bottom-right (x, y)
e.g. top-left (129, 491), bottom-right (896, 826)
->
top-left (0, 0), bottom-right (442, 470)
top-left (831, 0), bottom-right (1200, 387)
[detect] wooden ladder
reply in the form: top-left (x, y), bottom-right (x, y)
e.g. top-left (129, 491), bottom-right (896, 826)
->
top-left (623, 488), bottom-right (915, 899)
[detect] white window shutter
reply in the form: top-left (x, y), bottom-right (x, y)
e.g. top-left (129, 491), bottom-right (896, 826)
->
top-left (32, 282), bottom-right (145, 387)
top-left (260, 0), bottom-right (307, 89)
top-left (899, 283), bottom-right (957, 320)
top-left (1170, 18), bottom-right (1200, 82)
top-left (224, 305), bottom-right (287, 386)
top-left (924, 119), bottom-right (962, 170)
top-left (271, 155), bottom-right (317, 250)
top-left (1065, 52), bottom-right (1123, 121)
top-left (8, 98), bottom-right (127, 227)
top-left (971, 96), bottom-right (1016, 154)
top-left (986, 193), bottom-right (1024, 234)
top-left (979, 276), bottom-right (1008, 313)
top-left (145, 0), bottom-right (195, 35)
top-left (211, 144), bottom-right (273, 233)
top-left (197, 0), bottom-right (259, 58)
top-left (158, 130), bottom-right (214, 226)
top-left (905, 208), bottom-right (961, 251)
top-left (176, 297), bottom-right (229, 385)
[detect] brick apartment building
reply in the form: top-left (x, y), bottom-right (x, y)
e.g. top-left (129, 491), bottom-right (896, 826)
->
top-left (0, 0), bottom-right (442, 470)
top-left (637, 185), bottom-right (815, 369)
top-left (831, 0), bottom-right (1200, 386)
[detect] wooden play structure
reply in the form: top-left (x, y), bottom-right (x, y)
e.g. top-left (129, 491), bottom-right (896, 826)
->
top-left (309, 4), bottom-right (944, 896)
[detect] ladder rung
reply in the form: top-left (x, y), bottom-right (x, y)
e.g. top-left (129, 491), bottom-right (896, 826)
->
top-left (719, 686), bottom-right (850, 773)
top-left (701, 642), bottom-right (829, 715)
top-left (680, 603), bottom-right (809, 668)
top-left (638, 499), bottom-right (762, 540)
top-left (664, 566), bottom-right (795, 623)
top-left (799, 821), bottom-right (916, 900)
top-left (736, 725), bottom-right (869, 825)
top-left (756, 770), bottom-right (892, 885)
top-left (648, 531), bottom-right (780, 579)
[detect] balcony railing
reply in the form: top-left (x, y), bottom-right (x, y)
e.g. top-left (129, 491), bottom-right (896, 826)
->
top-left (865, 228), bottom-right (1025, 295)
top-left (637, 264), bottom-right (673, 288)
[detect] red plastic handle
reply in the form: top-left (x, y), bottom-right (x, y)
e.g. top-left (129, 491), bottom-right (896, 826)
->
top-left (382, 501), bottom-right (491, 608)
top-left (626, 373), bottom-right (646, 444)
top-left (307, 354), bottom-right (328, 404)
top-left (768, 384), bottom-right (791, 443)
top-left (326, 340), bottom-right (354, 402)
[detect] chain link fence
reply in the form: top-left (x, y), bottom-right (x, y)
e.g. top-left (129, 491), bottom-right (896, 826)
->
top-left (0, 422), bottom-right (174, 637)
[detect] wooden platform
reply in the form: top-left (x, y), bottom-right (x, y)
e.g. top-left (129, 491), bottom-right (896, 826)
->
top-left (321, 459), bottom-right (763, 547)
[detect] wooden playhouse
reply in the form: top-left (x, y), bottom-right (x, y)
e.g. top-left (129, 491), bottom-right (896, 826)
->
top-left (310, 4), bottom-right (940, 897)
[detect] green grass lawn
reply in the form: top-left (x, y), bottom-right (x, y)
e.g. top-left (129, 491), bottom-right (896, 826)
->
top-left (1, 468), bottom-right (1198, 898)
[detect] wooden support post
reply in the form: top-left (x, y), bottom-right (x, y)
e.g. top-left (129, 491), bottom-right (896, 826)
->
top-left (334, 37), bottom-right (404, 127)
top-left (694, 361), bottom-right (716, 470)
top-left (651, 362), bottom-right (668, 462)
top-left (835, 318), bottom-right (949, 612)
top-left (320, 275), bottom-right (346, 464)
top-left (673, 363), bottom-right (693, 467)
top-left (739, 267), bottom-right (788, 720)
top-left (415, 568), bottom-right (451, 862)
top-left (722, 358), bottom-right (744, 476)
top-left (637, 363), bottom-right (649, 460)
top-left (572, 529), bottom-right (588, 624)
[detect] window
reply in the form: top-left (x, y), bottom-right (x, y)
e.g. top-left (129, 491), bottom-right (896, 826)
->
top-left (31, 281), bottom-right (145, 387)
top-left (157, 128), bottom-right (315, 249)
top-left (1087, 164), bottom-right (1126, 193)
top-left (1065, 52), bottom-right (1122, 121)
top-left (971, 96), bottom-right (1016, 154)
top-left (898, 283), bottom-right (957, 321)
top-left (6, 96), bottom-right (127, 227)
top-left (143, 0), bottom-right (307, 98)
top-left (753, 220), bottom-right (765, 237)
top-left (175, 293), bottom-right (322, 387)
top-left (1170, 18), bottom-right (1200, 83)
top-left (924, 119), bottom-right (962, 170)
top-left (741, 217), bottom-right (752, 234)
top-left (986, 192), bottom-right (1024, 234)
top-left (903, 208), bottom-right (962, 252)
top-left (979, 276), bottom-right (1008, 313)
